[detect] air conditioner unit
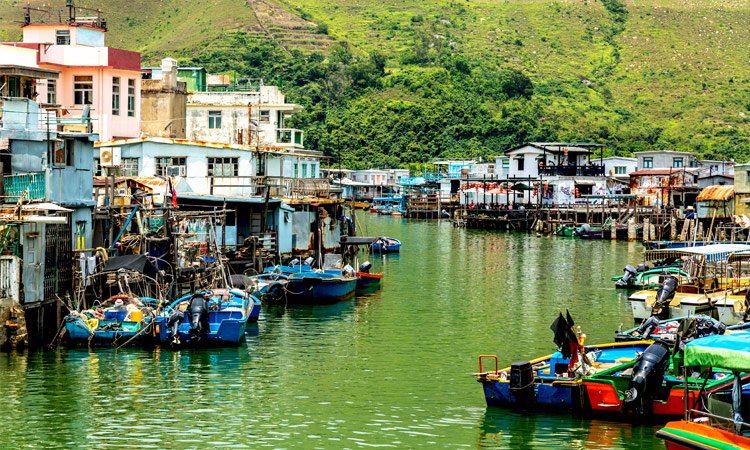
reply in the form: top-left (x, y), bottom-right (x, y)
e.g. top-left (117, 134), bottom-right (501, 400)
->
top-left (100, 147), bottom-right (121, 167)
top-left (166, 165), bottom-right (186, 177)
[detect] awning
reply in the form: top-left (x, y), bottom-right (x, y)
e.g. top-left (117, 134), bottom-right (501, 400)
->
top-left (644, 244), bottom-right (750, 263)
top-left (574, 179), bottom-right (596, 186)
top-left (696, 185), bottom-right (734, 202)
top-left (0, 65), bottom-right (59, 79)
top-left (512, 183), bottom-right (533, 191)
top-left (685, 332), bottom-right (750, 372)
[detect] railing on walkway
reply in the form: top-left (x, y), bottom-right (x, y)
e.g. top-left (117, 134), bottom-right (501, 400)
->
top-left (2, 172), bottom-right (46, 203)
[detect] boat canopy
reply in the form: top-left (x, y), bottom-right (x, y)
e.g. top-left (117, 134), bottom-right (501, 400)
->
top-left (644, 243), bottom-right (750, 263)
top-left (684, 332), bottom-right (750, 372)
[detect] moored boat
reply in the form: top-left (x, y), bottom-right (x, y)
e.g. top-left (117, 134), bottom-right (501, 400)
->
top-left (371, 236), bottom-right (401, 253)
top-left (266, 271), bottom-right (358, 304)
top-left (656, 332), bottom-right (750, 449)
top-left (157, 288), bottom-right (254, 347)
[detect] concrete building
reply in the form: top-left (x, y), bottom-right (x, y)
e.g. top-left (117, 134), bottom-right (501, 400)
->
top-left (629, 168), bottom-right (700, 207)
top-left (7, 14), bottom-right (142, 141)
top-left (602, 156), bottom-right (637, 177)
top-left (634, 150), bottom-right (698, 170)
top-left (504, 142), bottom-right (607, 205)
top-left (140, 58), bottom-right (187, 139)
top-left (142, 66), bottom-right (207, 93)
top-left (734, 163), bottom-right (750, 216)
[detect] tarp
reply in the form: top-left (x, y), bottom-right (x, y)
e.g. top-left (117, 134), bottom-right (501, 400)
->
top-left (102, 254), bottom-right (158, 278)
top-left (684, 332), bottom-right (750, 372)
top-left (644, 244), bottom-right (750, 263)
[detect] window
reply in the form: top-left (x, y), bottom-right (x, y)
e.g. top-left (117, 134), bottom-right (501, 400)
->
top-left (516, 157), bottom-right (524, 171)
top-left (53, 139), bottom-right (71, 166)
top-left (643, 157), bottom-right (653, 169)
top-left (310, 163), bottom-right (317, 178)
top-left (673, 157), bottom-right (683, 168)
top-left (294, 163), bottom-right (299, 178)
top-left (615, 166), bottom-right (627, 175)
top-left (74, 75), bottom-right (93, 105)
top-left (127, 79), bottom-right (135, 117)
top-left (7, 76), bottom-right (20, 97)
top-left (93, 158), bottom-right (102, 176)
top-left (501, 159), bottom-right (510, 169)
top-left (56, 30), bottom-right (70, 45)
top-left (302, 163), bottom-right (308, 178)
top-left (208, 157), bottom-right (238, 177)
top-left (112, 77), bottom-right (120, 115)
top-left (47, 79), bottom-right (57, 104)
top-left (208, 110), bottom-right (222, 129)
top-left (156, 157), bottom-right (187, 176)
top-left (119, 158), bottom-right (139, 176)
top-left (259, 110), bottom-right (270, 123)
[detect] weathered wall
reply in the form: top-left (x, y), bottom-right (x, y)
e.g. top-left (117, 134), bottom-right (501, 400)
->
top-left (140, 79), bottom-right (187, 138)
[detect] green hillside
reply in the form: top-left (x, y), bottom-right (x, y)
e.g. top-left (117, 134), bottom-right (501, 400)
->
top-left (1, 0), bottom-right (748, 168)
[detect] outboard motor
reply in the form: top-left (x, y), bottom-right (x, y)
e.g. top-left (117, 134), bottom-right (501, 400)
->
top-left (359, 261), bottom-right (372, 274)
top-left (652, 276), bottom-right (679, 320)
top-left (304, 256), bottom-right (315, 267)
top-left (167, 310), bottom-right (185, 345)
top-left (623, 340), bottom-right (671, 416)
top-left (635, 315), bottom-right (661, 339)
top-left (574, 223), bottom-right (591, 237)
top-left (510, 361), bottom-right (535, 411)
top-left (188, 294), bottom-right (210, 340)
top-left (616, 265), bottom-right (639, 287)
top-left (289, 258), bottom-right (300, 267)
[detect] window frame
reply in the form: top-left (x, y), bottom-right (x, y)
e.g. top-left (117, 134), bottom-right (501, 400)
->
top-left (73, 75), bottom-right (93, 105)
top-left (673, 157), bottom-right (683, 168)
top-left (56, 30), bottom-right (70, 45)
top-left (156, 157), bottom-right (187, 176)
top-left (259, 110), bottom-right (270, 123)
top-left (127, 79), bottom-right (135, 117)
top-left (119, 158), bottom-right (139, 176)
top-left (207, 157), bottom-right (238, 177)
top-left (208, 110), bottom-right (222, 129)
top-left (615, 166), bottom-right (627, 175)
top-left (516, 157), bottom-right (524, 171)
top-left (47, 79), bottom-right (57, 104)
top-left (112, 77), bottom-right (120, 116)
top-left (643, 157), bottom-right (653, 169)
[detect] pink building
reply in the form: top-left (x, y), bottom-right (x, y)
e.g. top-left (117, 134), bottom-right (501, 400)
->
top-left (4, 19), bottom-right (141, 141)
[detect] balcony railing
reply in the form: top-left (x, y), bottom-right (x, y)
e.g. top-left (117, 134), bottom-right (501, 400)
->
top-left (208, 176), bottom-right (328, 198)
top-left (2, 172), bottom-right (46, 203)
top-left (276, 128), bottom-right (304, 147)
top-left (539, 165), bottom-right (605, 177)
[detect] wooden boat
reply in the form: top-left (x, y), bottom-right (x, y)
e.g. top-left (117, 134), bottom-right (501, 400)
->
top-left (349, 201), bottom-right (370, 210)
top-left (613, 266), bottom-right (689, 290)
top-left (65, 295), bottom-right (160, 346)
top-left (583, 340), bottom-right (739, 421)
top-left (628, 244), bottom-right (750, 322)
top-left (555, 224), bottom-right (576, 237)
top-left (156, 288), bottom-right (256, 347)
top-left (371, 236), bottom-right (401, 253)
top-left (356, 271), bottom-right (383, 292)
top-left (656, 332), bottom-right (750, 449)
top-left (266, 271), bottom-right (357, 304)
top-left (476, 341), bottom-right (651, 413)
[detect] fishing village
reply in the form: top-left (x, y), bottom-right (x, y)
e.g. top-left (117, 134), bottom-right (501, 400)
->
top-left (0, 1), bottom-right (748, 448)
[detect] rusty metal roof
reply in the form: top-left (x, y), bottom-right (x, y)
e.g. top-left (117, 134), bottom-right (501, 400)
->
top-left (696, 185), bottom-right (734, 202)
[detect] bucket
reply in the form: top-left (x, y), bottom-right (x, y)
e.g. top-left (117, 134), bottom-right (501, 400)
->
top-left (129, 310), bottom-right (144, 322)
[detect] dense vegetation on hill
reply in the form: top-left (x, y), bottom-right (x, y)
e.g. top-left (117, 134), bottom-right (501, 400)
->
top-left (2, 0), bottom-right (748, 168)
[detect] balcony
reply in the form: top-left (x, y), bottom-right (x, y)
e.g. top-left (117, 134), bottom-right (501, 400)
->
top-left (2, 172), bottom-right (46, 203)
top-left (208, 175), bottom-right (329, 198)
top-left (539, 165), bottom-right (605, 177)
top-left (276, 128), bottom-right (304, 148)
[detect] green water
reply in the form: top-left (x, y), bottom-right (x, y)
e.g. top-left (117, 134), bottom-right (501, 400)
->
top-left (0, 215), bottom-right (665, 449)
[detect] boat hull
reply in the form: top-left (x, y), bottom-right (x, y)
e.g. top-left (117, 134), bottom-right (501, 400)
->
top-left (275, 275), bottom-right (357, 304)
top-left (356, 272), bottom-right (383, 292)
top-left (476, 341), bottom-right (651, 413)
top-left (656, 421), bottom-right (750, 450)
top-left (64, 316), bottom-right (155, 346)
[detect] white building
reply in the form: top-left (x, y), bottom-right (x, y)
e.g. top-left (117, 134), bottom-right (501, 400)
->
top-left (602, 156), bottom-right (637, 177)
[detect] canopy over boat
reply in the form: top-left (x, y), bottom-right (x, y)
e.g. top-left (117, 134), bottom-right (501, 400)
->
top-left (684, 332), bottom-right (750, 372)
top-left (102, 254), bottom-right (159, 278)
top-left (644, 243), bottom-right (750, 263)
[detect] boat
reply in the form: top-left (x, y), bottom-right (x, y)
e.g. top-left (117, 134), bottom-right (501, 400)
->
top-left (628, 244), bottom-right (750, 322)
top-left (613, 265), bottom-right (689, 290)
top-left (713, 252), bottom-right (750, 326)
top-left (349, 200), bottom-right (371, 210)
top-left (584, 321), bottom-right (738, 422)
top-left (369, 196), bottom-right (403, 214)
top-left (371, 236), bottom-right (401, 253)
top-left (156, 288), bottom-right (255, 347)
top-left (65, 294), bottom-right (160, 346)
top-left (475, 312), bottom-right (651, 413)
top-left (614, 315), bottom-right (734, 342)
top-left (555, 224), bottom-right (576, 237)
top-left (574, 221), bottom-right (634, 240)
top-left (356, 261), bottom-right (383, 293)
top-left (266, 271), bottom-right (357, 304)
top-left (656, 333), bottom-right (750, 449)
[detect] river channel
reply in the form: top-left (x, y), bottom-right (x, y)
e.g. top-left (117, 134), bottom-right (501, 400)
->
top-left (0, 214), bottom-right (663, 448)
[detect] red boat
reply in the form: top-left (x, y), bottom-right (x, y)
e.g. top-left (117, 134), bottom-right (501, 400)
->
top-left (656, 421), bottom-right (750, 449)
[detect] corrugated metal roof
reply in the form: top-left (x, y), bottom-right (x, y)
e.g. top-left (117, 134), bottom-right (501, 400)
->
top-left (696, 185), bottom-right (734, 202)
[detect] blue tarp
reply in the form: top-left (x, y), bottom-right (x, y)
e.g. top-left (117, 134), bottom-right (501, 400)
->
top-left (684, 332), bottom-right (750, 371)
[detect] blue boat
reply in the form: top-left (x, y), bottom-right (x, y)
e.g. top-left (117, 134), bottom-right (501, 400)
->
top-left (156, 288), bottom-right (255, 347)
top-left (266, 271), bottom-right (358, 304)
top-left (371, 236), bottom-right (401, 253)
top-left (475, 341), bottom-right (651, 413)
top-left (64, 295), bottom-right (161, 346)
